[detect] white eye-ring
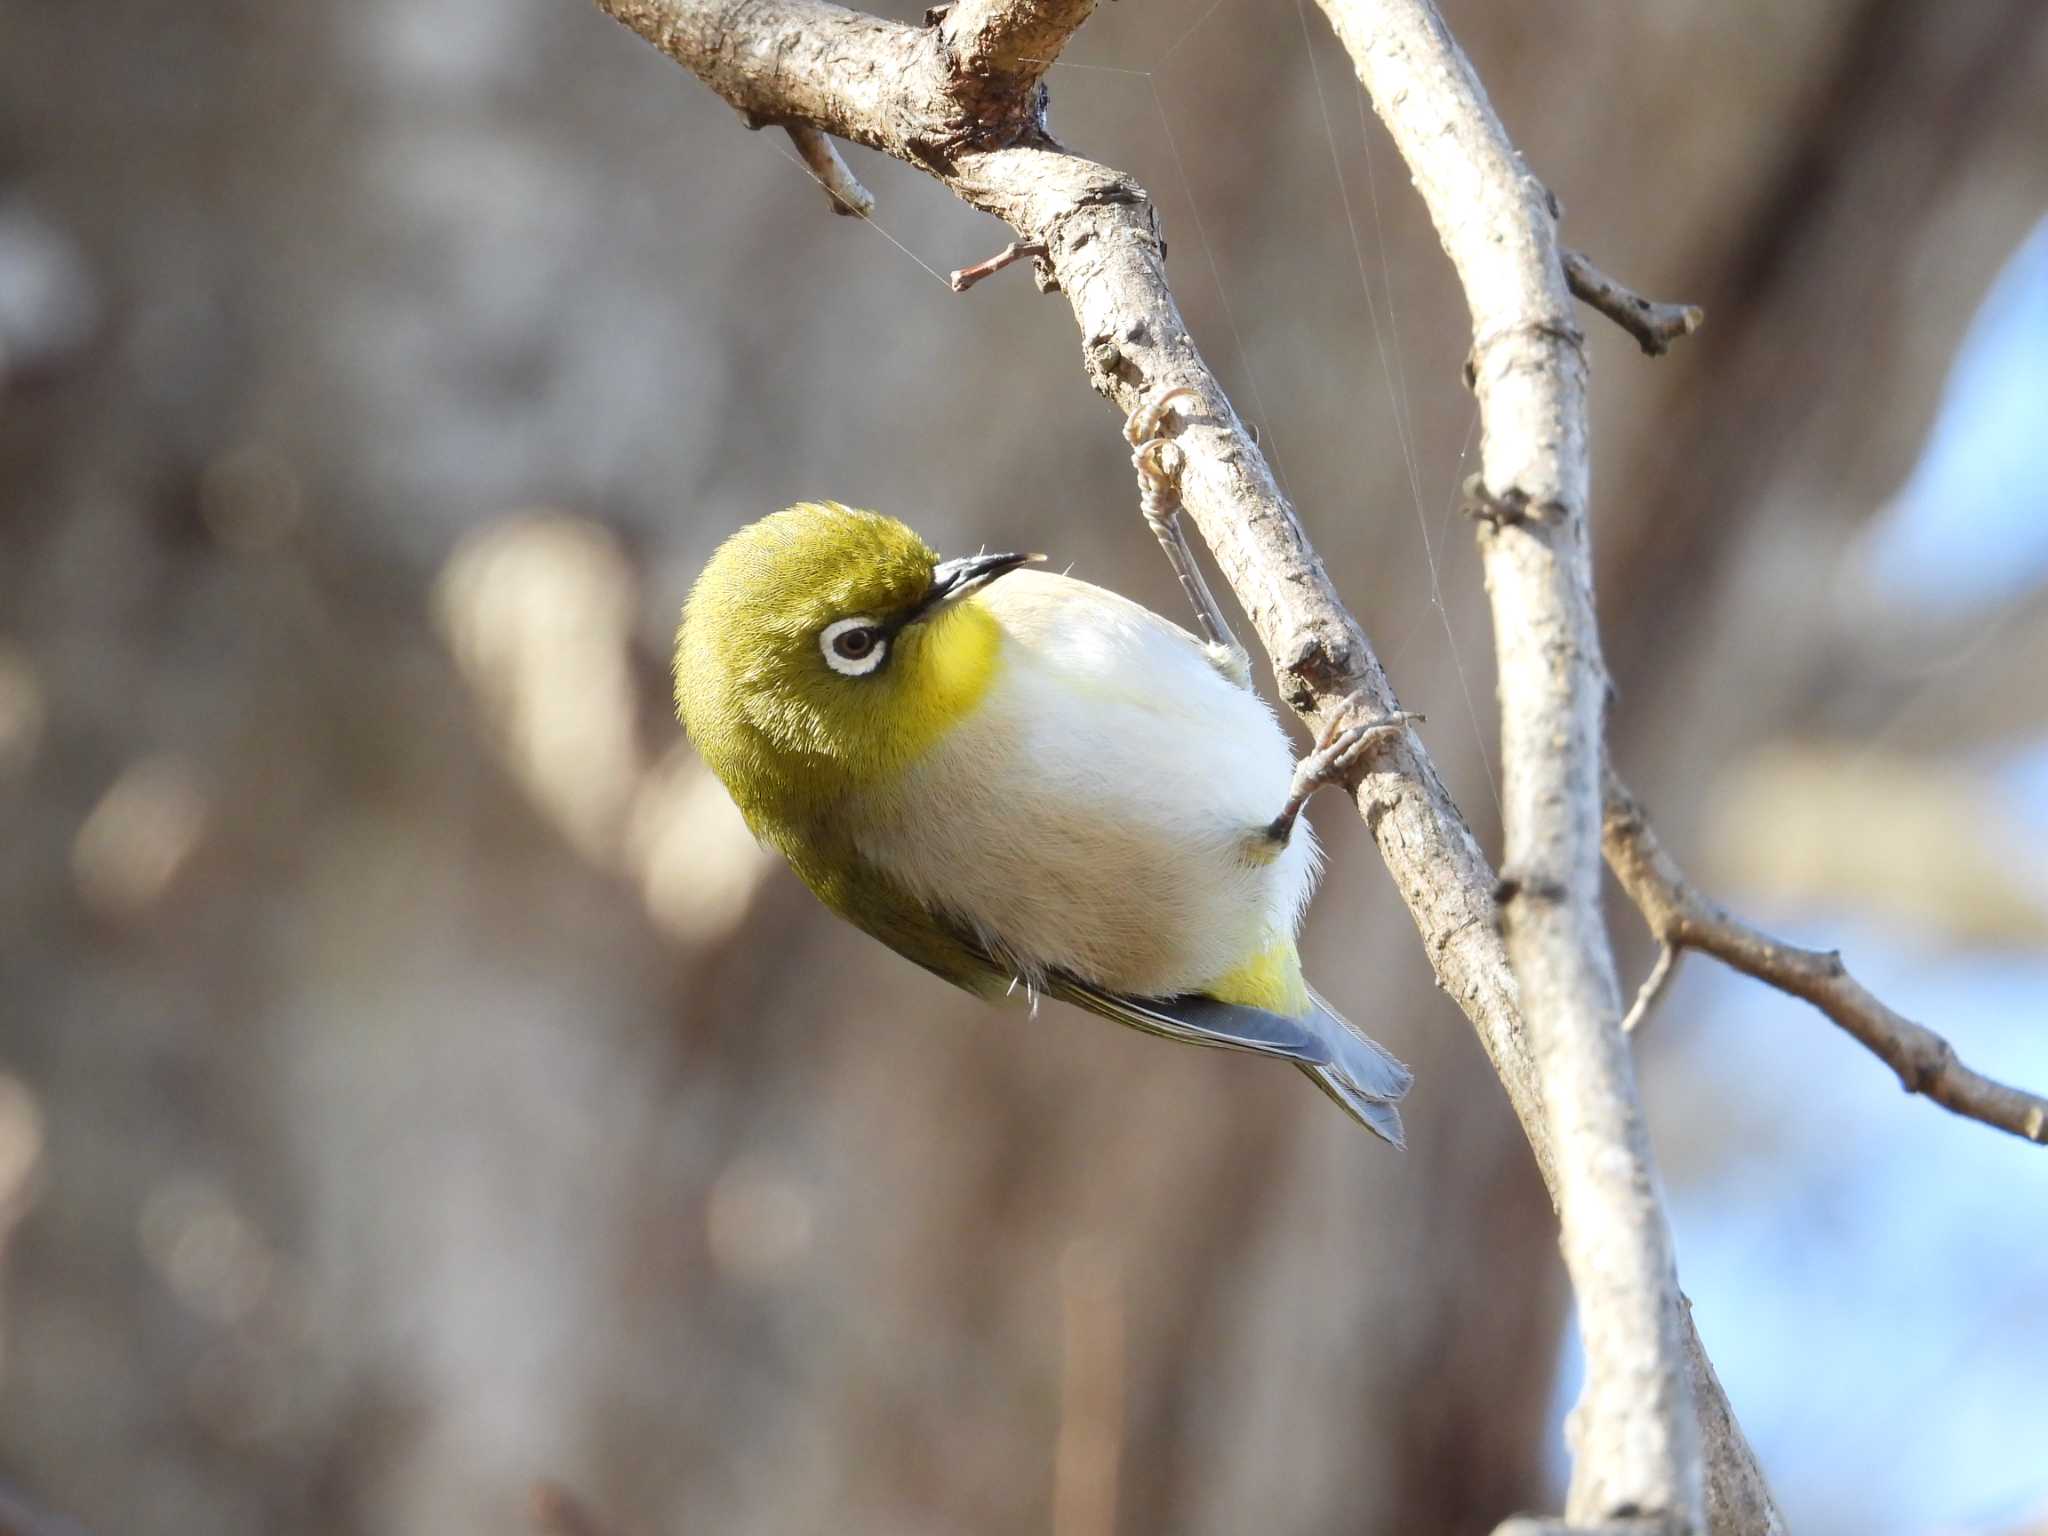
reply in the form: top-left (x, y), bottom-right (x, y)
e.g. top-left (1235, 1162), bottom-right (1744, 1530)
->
top-left (820, 616), bottom-right (889, 677)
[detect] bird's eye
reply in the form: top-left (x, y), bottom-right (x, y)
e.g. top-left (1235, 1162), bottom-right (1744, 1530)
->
top-left (820, 617), bottom-right (888, 677)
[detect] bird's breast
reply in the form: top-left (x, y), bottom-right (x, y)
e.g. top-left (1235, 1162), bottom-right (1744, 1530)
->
top-left (853, 571), bottom-right (1318, 997)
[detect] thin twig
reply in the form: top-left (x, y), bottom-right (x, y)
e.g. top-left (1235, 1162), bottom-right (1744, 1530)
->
top-left (1603, 771), bottom-right (2048, 1145)
top-left (784, 125), bottom-right (876, 217)
top-left (950, 237), bottom-right (1048, 292)
top-left (1563, 250), bottom-right (1703, 357)
top-left (1621, 944), bottom-right (1682, 1036)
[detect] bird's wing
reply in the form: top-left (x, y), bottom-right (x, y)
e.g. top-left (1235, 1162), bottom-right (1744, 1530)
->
top-left (787, 823), bottom-right (1410, 1145)
top-left (1048, 974), bottom-right (1412, 1147)
top-left (782, 837), bottom-right (1013, 998)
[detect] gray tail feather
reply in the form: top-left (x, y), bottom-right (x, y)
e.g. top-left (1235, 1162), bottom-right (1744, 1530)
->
top-left (1303, 985), bottom-right (1413, 1147)
top-left (1046, 972), bottom-right (1414, 1147)
top-left (1301, 1063), bottom-right (1408, 1148)
top-left (1305, 985), bottom-right (1415, 1099)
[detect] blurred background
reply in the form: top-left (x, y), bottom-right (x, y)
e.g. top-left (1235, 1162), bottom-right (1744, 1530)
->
top-left (2, 0), bottom-right (2045, 1531)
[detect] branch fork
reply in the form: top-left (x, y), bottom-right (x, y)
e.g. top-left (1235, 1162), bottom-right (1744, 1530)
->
top-left (1603, 772), bottom-right (2048, 1145)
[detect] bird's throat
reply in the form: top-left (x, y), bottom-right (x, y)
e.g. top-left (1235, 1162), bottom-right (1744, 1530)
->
top-left (884, 599), bottom-right (1004, 767)
top-left (917, 602), bottom-right (1003, 741)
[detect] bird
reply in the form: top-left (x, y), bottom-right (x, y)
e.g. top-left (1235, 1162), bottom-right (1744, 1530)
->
top-left (674, 411), bottom-right (1417, 1144)
top-left (675, 503), bottom-right (1414, 1141)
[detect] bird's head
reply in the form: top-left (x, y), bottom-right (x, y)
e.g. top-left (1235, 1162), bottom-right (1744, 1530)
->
top-left (676, 502), bottom-right (1036, 817)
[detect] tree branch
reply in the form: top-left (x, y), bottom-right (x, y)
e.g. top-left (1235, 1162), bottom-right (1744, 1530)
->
top-left (938, 0), bottom-right (1096, 103)
top-left (1620, 944), bottom-right (1682, 1037)
top-left (1314, 2), bottom-right (1697, 1527)
top-left (949, 237), bottom-right (1048, 292)
top-left (1604, 772), bottom-right (2048, 1146)
top-left (1683, 1304), bottom-right (1786, 1536)
top-left (784, 125), bottom-right (875, 216)
top-left (1562, 249), bottom-right (1704, 357)
top-left (584, 1), bottom-right (1778, 1528)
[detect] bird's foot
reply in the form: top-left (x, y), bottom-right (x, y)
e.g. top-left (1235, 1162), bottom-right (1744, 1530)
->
top-left (1124, 385), bottom-right (1200, 530)
top-left (1123, 384), bottom-right (1202, 456)
top-left (1268, 703), bottom-right (1423, 842)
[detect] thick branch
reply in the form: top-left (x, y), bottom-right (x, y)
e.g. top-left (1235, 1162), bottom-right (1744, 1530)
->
top-left (590, 0), bottom-right (1094, 159)
top-left (1316, 2), bottom-right (1697, 1527)
top-left (1604, 773), bottom-right (2048, 1146)
top-left (1563, 249), bottom-right (1704, 357)
top-left (939, 0), bottom-right (1096, 102)
top-left (586, 2), bottom-right (1777, 1527)
top-left (592, 0), bottom-right (936, 148)
top-left (1683, 1308), bottom-right (1786, 1536)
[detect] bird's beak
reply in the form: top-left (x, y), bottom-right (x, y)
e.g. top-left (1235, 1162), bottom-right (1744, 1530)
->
top-left (912, 550), bottom-right (1043, 620)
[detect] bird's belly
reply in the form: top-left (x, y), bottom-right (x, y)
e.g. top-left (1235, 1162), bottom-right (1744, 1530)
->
top-left (855, 615), bottom-right (1317, 998)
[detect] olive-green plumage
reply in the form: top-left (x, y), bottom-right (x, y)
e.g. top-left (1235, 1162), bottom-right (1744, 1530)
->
top-left (676, 503), bottom-right (1009, 990)
top-left (675, 501), bottom-right (1414, 1144)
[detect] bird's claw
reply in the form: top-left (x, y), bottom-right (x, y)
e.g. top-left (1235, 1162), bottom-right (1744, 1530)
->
top-left (1303, 707), bottom-right (1423, 785)
top-left (1131, 438), bottom-right (1184, 507)
top-left (1123, 385), bottom-right (1201, 450)
top-left (1269, 704), bottom-right (1423, 843)
top-left (1126, 386), bottom-right (1200, 526)
top-left (1122, 391), bottom-right (1196, 518)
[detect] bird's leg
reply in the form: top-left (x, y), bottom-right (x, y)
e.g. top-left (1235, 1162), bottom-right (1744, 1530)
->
top-left (1123, 387), bottom-right (1250, 669)
top-left (1266, 702), bottom-right (1423, 843)
top-left (1120, 387), bottom-right (1419, 842)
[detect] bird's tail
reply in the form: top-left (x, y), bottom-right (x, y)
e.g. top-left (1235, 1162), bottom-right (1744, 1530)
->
top-left (1300, 985), bottom-right (1413, 1149)
top-left (1043, 972), bottom-right (1414, 1148)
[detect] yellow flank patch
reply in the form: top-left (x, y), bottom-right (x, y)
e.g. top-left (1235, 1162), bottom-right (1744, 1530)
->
top-left (883, 598), bottom-right (1004, 766)
top-left (1207, 936), bottom-right (1311, 1016)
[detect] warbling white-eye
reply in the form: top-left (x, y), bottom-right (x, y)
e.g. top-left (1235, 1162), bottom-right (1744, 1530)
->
top-left (674, 395), bottom-right (1416, 1144)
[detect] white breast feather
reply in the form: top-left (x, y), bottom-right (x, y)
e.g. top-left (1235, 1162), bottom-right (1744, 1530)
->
top-left (854, 570), bottom-right (1318, 998)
